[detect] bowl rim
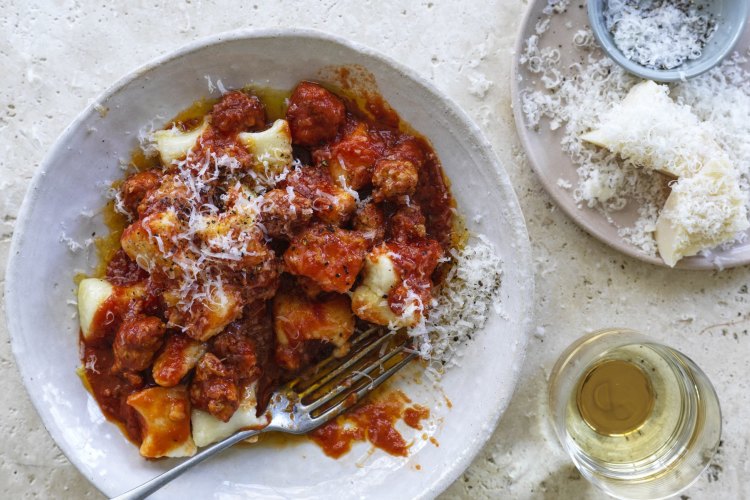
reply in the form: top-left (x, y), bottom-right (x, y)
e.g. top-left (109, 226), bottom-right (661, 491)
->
top-left (5, 27), bottom-right (535, 498)
top-left (586, 0), bottom-right (749, 83)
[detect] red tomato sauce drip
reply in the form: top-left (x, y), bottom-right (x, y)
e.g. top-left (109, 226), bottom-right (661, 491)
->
top-left (403, 405), bottom-right (430, 430)
top-left (309, 391), bottom-right (430, 458)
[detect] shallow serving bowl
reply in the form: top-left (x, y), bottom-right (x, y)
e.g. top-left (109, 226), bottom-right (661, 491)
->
top-left (5, 29), bottom-right (533, 499)
top-left (587, 0), bottom-right (748, 82)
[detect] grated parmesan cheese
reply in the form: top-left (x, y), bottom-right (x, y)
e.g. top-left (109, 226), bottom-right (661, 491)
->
top-left (407, 235), bottom-right (503, 377)
top-left (605, 0), bottom-right (717, 70)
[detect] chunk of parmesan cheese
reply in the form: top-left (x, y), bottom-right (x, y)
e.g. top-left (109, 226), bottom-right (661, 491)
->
top-left (152, 120), bottom-right (209, 165)
top-left (581, 81), bottom-right (728, 178)
top-left (191, 383), bottom-right (268, 447)
top-left (656, 161), bottom-right (749, 266)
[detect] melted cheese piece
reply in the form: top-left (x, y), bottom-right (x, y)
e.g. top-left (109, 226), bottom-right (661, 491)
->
top-left (655, 161), bottom-right (749, 266)
top-left (152, 120), bottom-right (209, 165)
top-left (238, 119), bottom-right (293, 179)
top-left (581, 81), bottom-right (728, 178)
top-left (191, 383), bottom-right (268, 448)
top-left (127, 386), bottom-right (196, 458)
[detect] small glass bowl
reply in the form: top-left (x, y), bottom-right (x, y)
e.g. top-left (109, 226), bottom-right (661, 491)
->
top-left (548, 328), bottom-right (722, 500)
top-left (587, 0), bottom-right (748, 82)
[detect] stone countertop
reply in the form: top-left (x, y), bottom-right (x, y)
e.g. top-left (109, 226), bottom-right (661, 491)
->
top-left (1, 1), bottom-right (747, 498)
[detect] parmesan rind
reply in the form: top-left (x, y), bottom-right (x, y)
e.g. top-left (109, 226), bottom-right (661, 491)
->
top-left (581, 81), bottom-right (728, 178)
top-left (191, 383), bottom-right (268, 447)
top-left (656, 161), bottom-right (750, 266)
top-left (77, 278), bottom-right (114, 340)
top-left (152, 120), bottom-right (209, 165)
top-left (238, 119), bottom-right (293, 180)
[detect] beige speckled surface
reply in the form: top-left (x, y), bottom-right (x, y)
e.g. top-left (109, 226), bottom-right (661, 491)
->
top-left (1, 1), bottom-right (748, 498)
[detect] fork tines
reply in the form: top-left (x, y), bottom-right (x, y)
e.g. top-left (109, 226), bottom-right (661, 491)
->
top-left (289, 326), bottom-right (417, 421)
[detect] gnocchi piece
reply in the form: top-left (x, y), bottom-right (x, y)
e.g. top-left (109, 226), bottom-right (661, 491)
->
top-left (77, 278), bottom-right (145, 341)
top-left (350, 248), bottom-right (403, 327)
top-left (238, 119), bottom-right (294, 182)
top-left (152, 334), bottom-right (207, 387)
top-left (191, 382), bottom-right (269, 448)
top-left (126, 386), bottom-right (196, 458)
top-left (152, 120), bottom-right (209, 165)
top-left (164, 284), bottom-right (243, 342)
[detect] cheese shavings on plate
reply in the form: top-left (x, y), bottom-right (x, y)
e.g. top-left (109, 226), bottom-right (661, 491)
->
top-left (408, 235), bottom-right (504, 376)
top-left (519, 6), bottom-right (750, 265)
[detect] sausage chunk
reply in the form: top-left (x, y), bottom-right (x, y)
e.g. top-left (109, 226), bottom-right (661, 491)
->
top-left (189, 353), bottom-right (240, 422)
top-left (106, 249), bottom-right (149, 286)
top-left (210, 90), bottom-right (267, 134)
top-left (372, 159), bottom-right (419, 202)
top-left (113, 314), bottom-right (166, 372)
top-left (119, 171), bottom-right (161, 218)
top-left (257, 188), bottom-right (314, 239)
top-left (316, 121), bottom-right (384, 190)
top-left (389, 204), bottom-right (427, 241)
top-left (387, 136), bottom-right (426, 169)
top-left (210, 328), bottom-right (259, 381)
top-left (283, 165), bottom-right (356, 226)
top-left (387, 239), bottom-right (443, 319)
top-left (286, 82), bottom-right (346, 146)
top-left (353, 202), bottom-right (386, 245)
top-left (284, 223), bottom-right (368, 293)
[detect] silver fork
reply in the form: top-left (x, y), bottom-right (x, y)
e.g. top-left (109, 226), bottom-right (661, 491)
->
top-left (112, 328), bottom-right (416, 500)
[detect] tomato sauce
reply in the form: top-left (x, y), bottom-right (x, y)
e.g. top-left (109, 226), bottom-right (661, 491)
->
top-left (82, 344), bottom-right (144, 443)
top-left (310, 391), bottom-right (430, 458)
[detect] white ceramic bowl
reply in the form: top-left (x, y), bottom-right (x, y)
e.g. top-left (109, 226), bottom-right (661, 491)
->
top-left (5, 29), bottom-right (534, 499)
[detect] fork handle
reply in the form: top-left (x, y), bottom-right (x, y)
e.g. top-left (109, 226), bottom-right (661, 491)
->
top-left (110, 427), bottom-right (264, 500)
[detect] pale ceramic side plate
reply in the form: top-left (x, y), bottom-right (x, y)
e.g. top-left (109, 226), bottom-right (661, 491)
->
top-left (6, 29), bottom-right (534, 499)
top-left (512, 0), bottom-right (750, 270)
